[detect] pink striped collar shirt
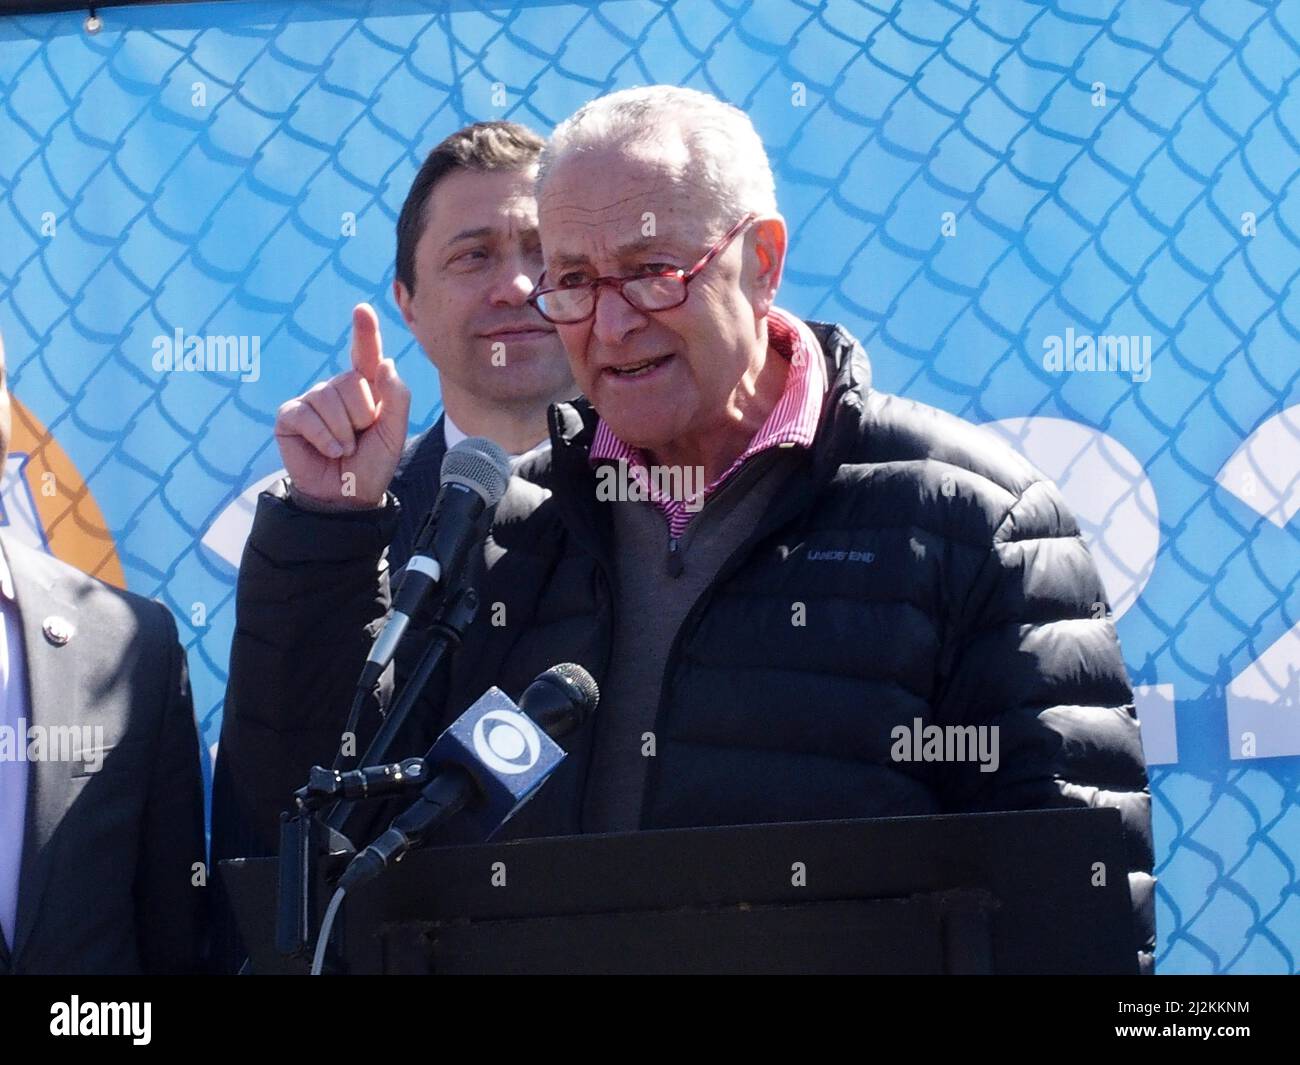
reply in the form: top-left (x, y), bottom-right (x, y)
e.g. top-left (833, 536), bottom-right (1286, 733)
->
top-left (589, 307), bottom-right (828, 539)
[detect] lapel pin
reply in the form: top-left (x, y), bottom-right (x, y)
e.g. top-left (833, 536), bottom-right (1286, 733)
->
top-left (42, 615), bottom-right (74, 646)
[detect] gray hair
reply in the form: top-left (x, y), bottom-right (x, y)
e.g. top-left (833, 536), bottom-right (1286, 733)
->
top-left (537, 86), bottom-right (777, 232)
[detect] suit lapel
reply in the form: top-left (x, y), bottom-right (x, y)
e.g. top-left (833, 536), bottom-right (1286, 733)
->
top-left (422, 415), bottom-right (447, 497)
top-left (389, 418), bottom-right (447, 573)
top-left (4, 535), bottom-right (82, 964)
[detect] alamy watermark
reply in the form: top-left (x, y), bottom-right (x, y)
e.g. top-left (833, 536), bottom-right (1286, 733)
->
top-left (595, 462), bottom-right (705, 511)
top-left (151, 328), bottom-right (261, 382)
top-left (1042, 328), bottom-right (1151, 383)
top-left (50, 997), bottom-right (151, 1045)
top-left (890, 718), bottom-right (1000, 773)
top-left (0, 720), bottom-right (105, 771)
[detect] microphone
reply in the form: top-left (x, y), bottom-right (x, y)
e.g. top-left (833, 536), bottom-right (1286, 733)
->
top-left (337, 664), bottom-right (599, 892)
top-left (358, 437), bottom-right (511, 691)
top-left (518, 661), bottom-right (600, 739)
top-left (312, 661), bottom-right (598, 807)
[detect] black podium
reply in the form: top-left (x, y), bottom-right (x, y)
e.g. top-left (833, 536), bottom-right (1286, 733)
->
top-left (221, 807), bottom-right (1138, 974)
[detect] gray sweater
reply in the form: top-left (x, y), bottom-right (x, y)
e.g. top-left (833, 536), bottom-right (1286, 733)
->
top-left (582, 447), bottom-right (804, 832)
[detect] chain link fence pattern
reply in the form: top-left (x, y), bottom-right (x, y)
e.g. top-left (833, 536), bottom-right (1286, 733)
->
top-left (0, 0), bottom-right (1297, 973)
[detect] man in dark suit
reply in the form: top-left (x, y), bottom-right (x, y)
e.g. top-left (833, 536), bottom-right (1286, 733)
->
top-left (209, 120), bottom-right (574, 969)
top-left (0, 335), bottom-right (207, 975)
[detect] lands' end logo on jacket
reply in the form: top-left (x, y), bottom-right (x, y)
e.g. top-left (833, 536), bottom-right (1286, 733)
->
top-left (807, 549), bottom-right (875, 563)
top-left (2, 396), bottom-right (124, 587)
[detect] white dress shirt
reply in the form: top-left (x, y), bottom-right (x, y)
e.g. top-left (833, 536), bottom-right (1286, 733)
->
top-left (442, 412), bottom-right (551, 470)
top-left (0, 548), bottom-right (29, 950)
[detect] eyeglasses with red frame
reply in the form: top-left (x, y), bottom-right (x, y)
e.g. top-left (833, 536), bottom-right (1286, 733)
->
top-left (527, 212), bottom-right (758, 325)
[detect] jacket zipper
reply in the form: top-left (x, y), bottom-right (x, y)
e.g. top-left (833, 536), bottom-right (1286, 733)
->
top-left (545, 409), bottom-right (618, 837)
top-left (633, 338), bottom-right (856, 826)
top-left (666, 536), bottom-right (682, 577)
top-left (579, 456), bottom-right (767, 829)
top-left (636, 451), bottom-right (830, 828)
top-left (572, 565), bottom-right (614, 834)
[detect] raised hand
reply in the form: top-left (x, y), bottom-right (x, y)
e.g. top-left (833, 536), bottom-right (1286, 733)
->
top-left (274, 303), bottom-right (411, 509)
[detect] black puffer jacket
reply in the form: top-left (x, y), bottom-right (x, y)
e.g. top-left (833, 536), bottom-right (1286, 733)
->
top-left (213, 321), bottom-right (1155, 973)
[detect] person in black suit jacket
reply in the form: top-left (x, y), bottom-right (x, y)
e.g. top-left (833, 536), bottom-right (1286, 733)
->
top-left (0, 337), bottom-right (207, 975)
top-left (210, 121), bottom-right (575, 970)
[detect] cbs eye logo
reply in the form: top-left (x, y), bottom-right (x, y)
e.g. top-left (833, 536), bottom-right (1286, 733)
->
top-left (472, 709), bottom-right (542, 775)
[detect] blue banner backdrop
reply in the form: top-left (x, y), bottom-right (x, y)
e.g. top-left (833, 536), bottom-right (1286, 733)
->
top-left (0, 0), bottom-right (1297, 973)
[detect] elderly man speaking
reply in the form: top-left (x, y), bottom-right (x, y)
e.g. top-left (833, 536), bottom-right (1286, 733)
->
top-left (221, 86), bottom-right (1155, 973)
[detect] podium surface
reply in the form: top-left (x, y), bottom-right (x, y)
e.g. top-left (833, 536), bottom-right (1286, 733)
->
top-left (222, 808), bottom-right (1138, 974)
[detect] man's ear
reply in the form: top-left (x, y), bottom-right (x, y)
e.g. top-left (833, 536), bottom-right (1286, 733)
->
top-left (393, 278), bottom-right (416, 328)
top-left (748, 215), bottom-right (787, 319)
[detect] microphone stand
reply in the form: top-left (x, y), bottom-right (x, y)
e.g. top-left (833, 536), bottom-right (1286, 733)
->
top-left (272, 583), bottom-right (480, 968)
top-left (325, 585), bottom-right (479, 832)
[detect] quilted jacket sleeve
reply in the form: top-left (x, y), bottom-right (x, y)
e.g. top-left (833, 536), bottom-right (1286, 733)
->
top-left (211, 481), bottom-right (400, 858)
top-left (934, 475), bottom-right (1157, 975)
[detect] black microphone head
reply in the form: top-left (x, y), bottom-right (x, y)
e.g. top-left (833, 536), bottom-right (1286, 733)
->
top-left (441, 437), bottom-right (511, 507)
top-left (548, 662), bottom-right (599, 714)
top-left (519, 663), bottom-right (600, 739)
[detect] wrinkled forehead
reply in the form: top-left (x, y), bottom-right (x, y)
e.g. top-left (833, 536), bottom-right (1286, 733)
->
top-left (539, 144), bottom-right (721, 263)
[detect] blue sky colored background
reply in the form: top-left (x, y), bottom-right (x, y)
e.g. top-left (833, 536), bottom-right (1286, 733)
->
top-left (0, 0), bottom-right (1297, 972)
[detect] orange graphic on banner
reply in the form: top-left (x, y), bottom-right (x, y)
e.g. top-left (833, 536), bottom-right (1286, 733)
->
top-left (9, 395), bottom-right (125, 589)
